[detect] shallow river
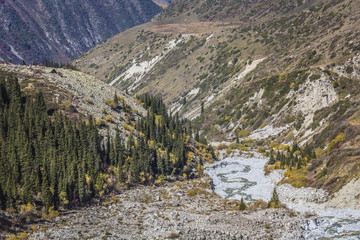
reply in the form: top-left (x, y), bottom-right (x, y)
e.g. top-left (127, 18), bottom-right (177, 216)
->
top-left (205, 153), bottom-right (360, 239)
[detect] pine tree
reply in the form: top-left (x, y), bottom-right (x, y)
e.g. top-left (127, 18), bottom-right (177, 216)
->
top-left (268, 154), bottom-right (275, 165)
top-left (114, 91), bottom-right (119, 106)
top-left (41, 172), bottom-right (53, 211)
top-left (129, 147), bottom-right (140, 182)
top-left (0, 182), bottom-right (5, 210)
top-left (195, 131), bottom-right (200, 142)
top-left (239, 197), bottom-right (246, 211)
top-left (268, 187), bottom-right (280, 208)
top-left (201, 102), bottom-right (204, 115)
top-left (156, 150), bottom-right (164, 175)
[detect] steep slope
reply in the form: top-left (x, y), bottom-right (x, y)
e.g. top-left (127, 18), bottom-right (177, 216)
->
top-left (0, 0), bottom-right (161, 64)
top-left (75, 0), bottom-right (360, 193)
top-left (153, 0), bottom-right (174, 9)
top-left (0, 63), bottom-right (145, 138)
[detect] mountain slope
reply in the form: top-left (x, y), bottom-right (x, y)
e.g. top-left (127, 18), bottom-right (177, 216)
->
top-left (0, 63), bottom-right (145, 138)
top-left (74, 0), bottom-right (360, 193)
top-left (153, 0), bottom-right (174, 9)
top-left (0, 0), bottom-right (161, 64)
top-left (0, 63), bottom-right (216, 238)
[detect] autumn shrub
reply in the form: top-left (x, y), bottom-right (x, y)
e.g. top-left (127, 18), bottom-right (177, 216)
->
top-left (229, 142), bottom-right (240, 149)
top-left (7, 232), bottom-right (29, 240)
top-left (19, 202), bottom-right (36, 216)
top-left (238, 129), bottom-right (250, 138)
top-left (104, 99), bottom-right (116, 108)
top-left (217, 143), bottom-right (228, 150)
top-left (105, 115), bottom-right (114, 122)
top-left (226, 148), bottom-right (232, 155)
top-left (187, 187), bottom-right (206, 197)
top-left (85, 98), bottom-right (94, 104)
top-left (283, 169), bottom-right (307, 188)
top-left (326, 132), bottom-right (345, 152)
top-left (41, 206), bottom-right (59, 220)
top-left (247, 199), bottom-right (268, 210)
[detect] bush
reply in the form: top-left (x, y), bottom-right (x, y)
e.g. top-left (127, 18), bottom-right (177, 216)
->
top-left (226, 148), bottom-right (232, 155)
top-left (229, 143), bottom-right (240, 149)
top-left (283, 169), bottom-right (307, 187)
top-left (19, 202), bottom-right (35, 216)
top-left (345, 66), bottom-right (354, 74)
top-left (85, 98), bottom-right (94, 104)
top-left (217, 143), bottom-right (228, 150)
top-left (7, 232), bottom-right (29, 240)
top-left (326, 132), bottom-right (345, 152)
top-left (105, 115), bottom-right (114, 122)
top-left (42, 206), bottom-right (59, 220)
top-left (248, 199), bottom-right (268, 210)
top-left (104, 99), bottom-right (116, 108)
top-left (238, 129), bottom-right (250, 138)
top-left (187, 187), bottom-right (206, 197)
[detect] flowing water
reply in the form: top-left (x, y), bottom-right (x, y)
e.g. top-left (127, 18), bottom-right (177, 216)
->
top-left (205, 153), bottom-right (360, 239)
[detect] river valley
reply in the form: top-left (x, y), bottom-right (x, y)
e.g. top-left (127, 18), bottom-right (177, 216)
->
top-left (205, 151), bottom-right (360, 239)
top-left (27, 151), bottom-right (360, 239)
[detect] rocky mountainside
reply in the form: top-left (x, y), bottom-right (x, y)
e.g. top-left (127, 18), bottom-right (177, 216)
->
top-left (0, 63), bottom-right (146, 138)
top-left (0, 0), bottom-right (161, 64)
top-left (153, 0), bottom-right (174, 9)
top-left (75, 0), bottom-right (360, 193)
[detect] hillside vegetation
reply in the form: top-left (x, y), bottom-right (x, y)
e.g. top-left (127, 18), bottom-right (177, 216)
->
top-left (74, 0), bottom-right (360, 193)
top-left (0, 65), bottom-right (214, 237)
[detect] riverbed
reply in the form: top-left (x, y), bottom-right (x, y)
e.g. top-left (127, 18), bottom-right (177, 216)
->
top-left (204, 153), bottom-right (283, 202)
top-left (205, 152), bottom-right (360, 239)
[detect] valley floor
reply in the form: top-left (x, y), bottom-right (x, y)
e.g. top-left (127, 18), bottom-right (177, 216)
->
top-left (27, 150), bottom-right (360, 239)
top-left (29, 178), bottom-right (311, 240)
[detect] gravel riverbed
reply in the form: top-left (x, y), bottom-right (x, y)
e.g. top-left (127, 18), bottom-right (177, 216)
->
top-left (29, 178), bottom-right (313, 240)
top-left (205, 152), bottom-right (360, 239)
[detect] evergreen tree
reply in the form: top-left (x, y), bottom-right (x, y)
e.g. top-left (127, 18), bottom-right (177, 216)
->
top-left (41, 172), bottom-right (53, 211)
top-left (268, 187), bottom-right (280, 208)
top-left (268, 154), bottom-right (275, 165)
top-left (114, 91), bottom-right (119, 106)
top-left (239, 197), bottom-right (246, 211)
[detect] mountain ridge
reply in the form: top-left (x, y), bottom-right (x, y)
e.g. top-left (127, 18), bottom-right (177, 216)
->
top-left (0, 0), bottom-right (161, 64)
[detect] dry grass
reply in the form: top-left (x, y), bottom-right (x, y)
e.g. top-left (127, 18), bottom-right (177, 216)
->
top-left (150, 21), bottom-right (245, 34)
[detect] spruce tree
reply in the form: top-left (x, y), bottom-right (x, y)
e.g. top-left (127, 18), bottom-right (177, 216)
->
top-left (268, 187), bottom-right (280, 208)
top-left (268, 154), bottom-right (275, 165)
top-left (114, 91), bottom-right (119, 106)
top-left (239, 197), bottom-right (246, 211)
top-left (41, 172), bottom-right (53, 211)
top-left (0, 182), bottom-right (5, 210)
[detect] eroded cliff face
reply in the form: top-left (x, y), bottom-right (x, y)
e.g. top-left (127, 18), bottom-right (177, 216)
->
top-left (0, 0), bottom-right (161, 64)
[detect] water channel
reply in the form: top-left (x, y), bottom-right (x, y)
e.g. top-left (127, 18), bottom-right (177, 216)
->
top-left (205, 153), bottom-right (360, 239)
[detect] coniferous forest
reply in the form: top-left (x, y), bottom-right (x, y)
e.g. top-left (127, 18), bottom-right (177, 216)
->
top-left (0, 73), bottom-right (214, 214)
